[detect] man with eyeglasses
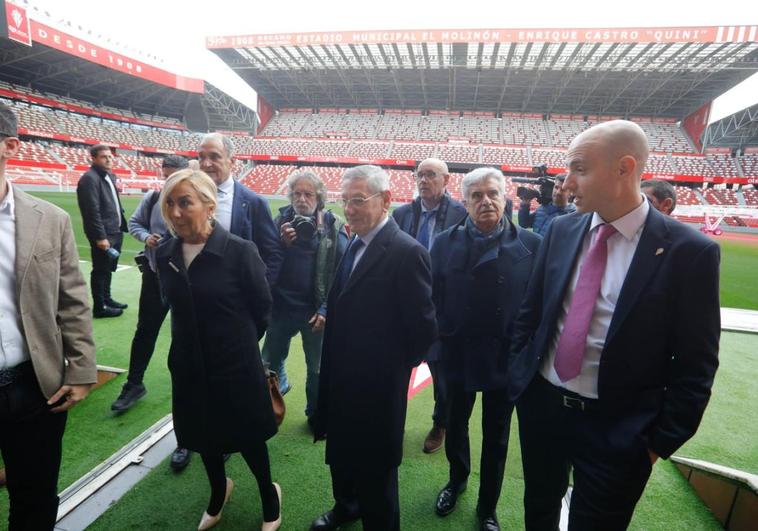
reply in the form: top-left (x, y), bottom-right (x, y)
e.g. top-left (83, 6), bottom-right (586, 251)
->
top-left (262, 170), bottom-right (348, 432)
top-left (311, 165), bottom-right (437, 531)
top-left (392, 158), bottom-right (466, 454)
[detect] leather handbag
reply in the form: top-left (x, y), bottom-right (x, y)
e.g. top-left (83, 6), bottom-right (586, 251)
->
top-left (265, 367), bottom-right (286, 426)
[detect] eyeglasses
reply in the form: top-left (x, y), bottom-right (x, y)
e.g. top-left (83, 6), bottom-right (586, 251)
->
top-left (340, 192), bottom-right (381, 208)
top-left (414, 171), bottom-right (439, 181)
top-left (292, 191), bottom-right (315, 200)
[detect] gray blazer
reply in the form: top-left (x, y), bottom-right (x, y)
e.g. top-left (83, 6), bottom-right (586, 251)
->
top-left (14, 187), bottom-right (97, 398)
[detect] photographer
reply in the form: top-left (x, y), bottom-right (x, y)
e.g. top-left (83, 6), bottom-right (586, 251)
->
top-left (517, 173), bottom-right (575, 236)
top-left (261, 170), bottom-right (348, 431)
top-left (111, 157), bottom-right (186, 411)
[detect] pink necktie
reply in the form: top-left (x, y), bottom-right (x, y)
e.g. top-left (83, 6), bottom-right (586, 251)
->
top-left (554, 223), bottom-right (618, 382)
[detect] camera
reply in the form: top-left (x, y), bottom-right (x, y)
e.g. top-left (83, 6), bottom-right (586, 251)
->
top-left (134, 251), bottom-right (150, 273)
top-left (515, 177), bottom-right (557, 206)
top-left (290, 214), bottom-right (317, 240)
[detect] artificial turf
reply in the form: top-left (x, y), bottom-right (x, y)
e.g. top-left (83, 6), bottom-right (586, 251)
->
top-left (0, 191), bottom-right (755, 529)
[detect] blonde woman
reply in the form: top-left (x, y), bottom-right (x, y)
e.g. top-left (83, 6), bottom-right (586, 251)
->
top-left (157, 169), bottom-right (281, 530)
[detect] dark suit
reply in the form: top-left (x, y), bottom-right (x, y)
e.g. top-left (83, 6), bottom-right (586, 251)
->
top-left (432, 217), bottom-right (540, 514)
top-left (508, 207), bottom-right (720, 530)
top-left (392, 194), bottom-right (467, 429)
top-left (156, 225), bottom-right (276, 453)
top-left (75, 165), bottom-right (127, 308)
top-left (230, 181), bottom-right (284, 286)
top-left (315, 217), bottom-right (437, 530)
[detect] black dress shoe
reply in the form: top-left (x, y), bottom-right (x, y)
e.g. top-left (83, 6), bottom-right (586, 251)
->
top-left (105, 299), bottom-right (128, 309)
top-left (435, 482), bottom-right (467, 516)
top-left (478, 513), bottom-right (500, 531)
top-left (309, 509), bottom-right (359, 531)
top-left (170, 447), bottom-right (192, 471)
top-left (93, 305), bottom-right (123, 318)
top-left (111, 382), bottom-right (146, 412)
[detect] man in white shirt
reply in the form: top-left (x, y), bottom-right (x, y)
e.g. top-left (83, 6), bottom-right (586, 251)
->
top-left (0, 103), bottom-right (97, 530)
top-left (197, 133), bottom-right (283, 286)
top-left (508, 120), bottom-right (720, 530)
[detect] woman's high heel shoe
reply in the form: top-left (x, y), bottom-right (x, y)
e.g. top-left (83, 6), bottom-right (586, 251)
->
top-left (261, 482), bottom-right (282, 531)
top-left (198, 477), bottom-right (234, 530)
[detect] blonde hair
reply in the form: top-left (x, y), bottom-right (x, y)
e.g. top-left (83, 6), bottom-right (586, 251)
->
top-left (159, 169), bottom-right (217, 235)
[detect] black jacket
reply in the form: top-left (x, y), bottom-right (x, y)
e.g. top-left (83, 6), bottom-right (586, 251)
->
top-left (391, 194), bottom-right (468, 246)
top-left (508, 208), bottom-right (721, 459)
top-left (432, 217), bottom-right (541, 391)
top-left (76, 166), bottom-right (127, 243)
top-left (156, 225), bottom-right (276, 453)
top-left (315, 218), bottom-right (438, 469)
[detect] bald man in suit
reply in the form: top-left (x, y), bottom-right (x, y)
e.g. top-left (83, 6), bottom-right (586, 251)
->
top-left (508, 120), bottom-right (720, 530)
top-left (0, 103), bottom-right (97, 530)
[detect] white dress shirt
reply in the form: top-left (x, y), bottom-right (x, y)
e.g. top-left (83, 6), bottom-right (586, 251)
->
top-left (352, 215), bottom-right (389, 273)
top-left (0, 181), bottom-right (31, 369)
top-left (541, 197), bottom-right (650, 398)
top-left (103, 174), bottom-right (121, 221)
top-left (215, 176), bottom-right (235, 231)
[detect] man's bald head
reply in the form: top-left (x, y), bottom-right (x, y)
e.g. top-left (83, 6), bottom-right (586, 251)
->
top-left (563, 120), bottom-right (649, 221)
top-left (418, 158), bottom-right (449, 175)
top-left (571, 120), bottom-right (649, 180)
top-left (415, 158), bottom-right (451, 208)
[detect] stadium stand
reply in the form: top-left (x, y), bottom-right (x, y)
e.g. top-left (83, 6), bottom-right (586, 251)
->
top-left (702, 188), bottom-right (739, 206)
top-left (530, 148), bottom-right (565, 169)
top-left (308, 140), bottom-right (353, 158)
top-left (347, 141), bottom-right (391, 159)
top-left (482, 146), bottom-right (530, 166)
top-left (638, 122), bottom-right (694, 153)
top-left (240, 164), bottom-right (294, 195)
top-left (672, 186), bottom-right (701, 206)
top-left (645, 154), bottom-right (677, 175)
top-left (375, 113), bottom-right (423, 140)
top-left (674, 155), bottom-right (716, 177)
top-left (436, 143), bottom-right (481, 164)
top-left (14, 141), bottom-right (60, 165)
top-left (390, 142), bottom-right (436, 160)
top-left (706, 154), bottom-right (739, 177)
top-left (742, 187), bottom-right (758, 206)
top-left (545, 119), bottom-right (589, 148)
top-left (4, 87), bottom-right (755, 222)
top-left (460, 115), bottom-right (500, 144)
top-left (740, 153), bottom-right (758, 176)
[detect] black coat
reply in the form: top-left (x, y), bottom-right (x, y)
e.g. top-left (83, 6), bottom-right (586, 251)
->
top-left (156, 225), bottom-right (276, 453)
top-left (391, 194), bottom-right (468, 245)
top-left (315, 218), bottom-right (438, 469)
top-left (431, 218), bottom-right (541, 391)
top-left (508, 208), bottom-right (721, 459)
top-left (76, 166), bottom-right (127, 243)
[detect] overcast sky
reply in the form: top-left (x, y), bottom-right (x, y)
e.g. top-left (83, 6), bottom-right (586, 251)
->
top-left (27, 0), bottom-right (758, 122)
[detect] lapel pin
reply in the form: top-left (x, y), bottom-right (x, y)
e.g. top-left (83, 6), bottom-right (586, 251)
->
top-left (655, 248), bottom-right (664, 256)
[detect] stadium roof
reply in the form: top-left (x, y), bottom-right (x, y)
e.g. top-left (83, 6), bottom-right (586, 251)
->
top-left (0, 2), bottom-right (258, 131)
top-left (208, 25), bottom-right (758, 119)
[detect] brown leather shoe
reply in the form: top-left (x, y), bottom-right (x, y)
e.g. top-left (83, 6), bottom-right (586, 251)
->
top-left (423, 425), bottom-right (445, 453)
top-left (0, 468), bottom-right (6, 487)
